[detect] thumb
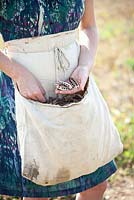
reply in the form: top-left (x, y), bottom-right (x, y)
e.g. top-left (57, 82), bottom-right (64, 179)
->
top-left (80, 78), bottom-right (87, 91)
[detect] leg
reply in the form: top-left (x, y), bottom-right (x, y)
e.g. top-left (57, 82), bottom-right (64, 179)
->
top-left (75, 181), bottom-right (107, 200)
top-left (23, 198), bottom-right (50, 200)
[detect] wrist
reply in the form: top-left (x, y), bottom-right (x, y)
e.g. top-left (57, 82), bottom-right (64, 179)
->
top-left (78, 58), bottom-right (94, 71)
top-left (9, 60), bottom-right (24, 81)
top-left (0, 50), bottom-right (25, 81)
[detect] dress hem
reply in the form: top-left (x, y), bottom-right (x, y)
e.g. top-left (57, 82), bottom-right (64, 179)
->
top-left (0, 166), bottom-right (117, 198)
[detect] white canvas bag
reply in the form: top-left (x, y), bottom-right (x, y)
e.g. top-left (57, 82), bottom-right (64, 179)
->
top-left (4, 28), bottom-right (123, 186)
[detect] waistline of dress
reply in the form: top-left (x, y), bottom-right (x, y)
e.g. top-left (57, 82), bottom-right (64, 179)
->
top-left (4, 28), bottom-right (79, 53)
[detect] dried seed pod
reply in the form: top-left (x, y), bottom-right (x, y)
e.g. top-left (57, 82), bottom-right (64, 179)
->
top-left (55, 77), bottom-right (79, 91)
top-left (69, 77), bottom-right (79, 89)
top-left (57, 80), bottom-right (73, 89)
top-left (55, 80), bottom-right (73, 91)
top-left (57, 85), bottom-right (69, 91)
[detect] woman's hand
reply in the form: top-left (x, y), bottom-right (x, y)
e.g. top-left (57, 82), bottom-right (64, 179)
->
top-left (13, 67), bottom-right (46, 103)
top-left (55, 65), bottom-right (90, 95)
top-left (0, 51), bottom-right (46, 102)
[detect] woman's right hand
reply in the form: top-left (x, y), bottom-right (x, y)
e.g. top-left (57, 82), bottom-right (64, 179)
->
top-left (0, 51), bottom-right (46, 102)
top-left (13, 66), bottom-right (46, 103)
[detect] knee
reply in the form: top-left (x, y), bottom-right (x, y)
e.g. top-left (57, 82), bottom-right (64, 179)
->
top-left (93, 180), bottom-right (108, 193)
top-left (23, 198), bottom-right (50, 200)
top-left (79, 180), bottom-right (107, 197)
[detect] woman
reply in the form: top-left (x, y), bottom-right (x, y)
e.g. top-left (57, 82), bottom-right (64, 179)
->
top-left (0, 0), bottom-right (117, 200)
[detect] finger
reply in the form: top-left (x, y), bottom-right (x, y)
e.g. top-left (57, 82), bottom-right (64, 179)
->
top-left (39, 86), bottom-right (46, 97)
top-left (37, 85), bottom-right (46, 102)
top-left (24, 94), bottom-right (46, 103)
top-left (25, 90), bottom-right (46, 103)
top-left (80, 78), bottom-right (87, 91)
top-left (35, 93), bottom-right (46, 103)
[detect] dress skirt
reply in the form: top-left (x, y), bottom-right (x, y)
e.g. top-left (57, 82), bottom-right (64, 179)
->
top-left (0, 28), bottom-right (117, 197)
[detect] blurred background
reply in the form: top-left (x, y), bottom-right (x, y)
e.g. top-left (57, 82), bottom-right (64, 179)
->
top-left (92, 0), bottom-right (134, 199)
top-left (0, 0), bottom-right (134, 199)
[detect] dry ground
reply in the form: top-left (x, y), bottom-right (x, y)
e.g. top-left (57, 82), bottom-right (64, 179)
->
top-left (94, 0), bottom-right (134, 199)
top-left (104, 170), bottom-right (134, 200)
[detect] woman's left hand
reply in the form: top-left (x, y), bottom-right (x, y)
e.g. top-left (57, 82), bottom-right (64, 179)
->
top-left (55, 65), bottom-right (90, 95)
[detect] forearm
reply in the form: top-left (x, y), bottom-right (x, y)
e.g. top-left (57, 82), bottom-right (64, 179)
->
top-left (0, 50), bottom-right (22, 80)
top-left (0, 50), bottom-right (46, 102)
top-left (78, 25), bottom-right (99, 73)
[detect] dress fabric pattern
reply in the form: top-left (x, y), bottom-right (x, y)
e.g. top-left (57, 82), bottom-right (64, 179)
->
top-left (0, 0), bottom-right (117, 197)
top-left (0, 0), bottom-right (85, 42)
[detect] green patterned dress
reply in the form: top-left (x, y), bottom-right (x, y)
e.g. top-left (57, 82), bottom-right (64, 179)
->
top-left (0, 0), bottom-right (117, 197)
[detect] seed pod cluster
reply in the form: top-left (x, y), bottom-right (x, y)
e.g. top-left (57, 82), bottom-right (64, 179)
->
top-left (55, 77), bottom-right (80, 91)
top-left (45, 77), bottom-right (89, 106)
top-left (47, 93), bottom-right (84, 106)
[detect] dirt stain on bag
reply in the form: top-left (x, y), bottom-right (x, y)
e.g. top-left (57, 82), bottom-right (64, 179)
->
top-left (55, 167), bottom-right (70, 182)
top-left (40, 168), bottom-right (71, 185)
top-left (23, 159), bottom-right (39, 180)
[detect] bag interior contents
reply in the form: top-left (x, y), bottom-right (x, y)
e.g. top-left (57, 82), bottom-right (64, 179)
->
top-left (46, 77), bottom-right (89, 106)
